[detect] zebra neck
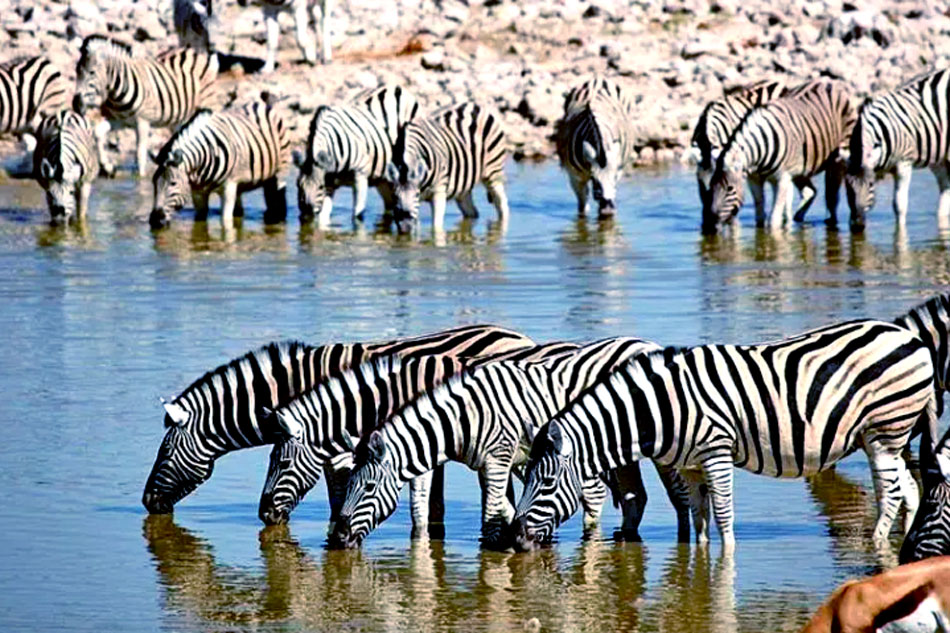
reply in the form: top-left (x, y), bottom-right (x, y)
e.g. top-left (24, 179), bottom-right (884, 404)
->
top-left (897, 294), bottom-right (950, 392)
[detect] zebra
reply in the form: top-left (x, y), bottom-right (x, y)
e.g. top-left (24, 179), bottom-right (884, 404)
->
top-left (149, 97), bottom-right (291, 229)
top-left (845, 68), bottom-right (950, 231)
top-left (236, 0), bottom-right (332, 73)
top-left (0, 55), bottom-right (68, 154)
top-left (294, 85), bottom-right (420, 226)
top-left (512, 320), bottom-right (938, 552)
top-left (173, 0), bottom-right (215, 52)
top-left (33, 110), bottom-right (100, 225)
top-left (707, 79), bottom-right (856, 231)
top-left (74, 35), bottom-right (219, 178)
top-left (554, 77), bottom-right (636, 218)
top-left (384, 101), bottom-right (509, 234)
top-left (328, 337), bottom-right (696, 549)
top-left (142, 324), bottom-right (533, 526)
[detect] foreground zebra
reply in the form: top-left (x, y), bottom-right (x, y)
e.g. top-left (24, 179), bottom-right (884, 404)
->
top-left (294, 85), bottom-right (420, 226)
top-left (707, 79), bottom-right (855, 231)
top-left (237, 0), bottom-right (331, 72)
top-left (0, 55), bottom-right (68, 153)
top-left (75, 35), bottom-right (219, 177)
top-left (555, 77), bottom-right (636, 218)
top-left (142, 325), bottom-right (533, 525)
top-left (150, 97), bottom-right (291, 229)
top-left (846, 68), bottom-right (950, 231)
top-left (258, 340), bottom-right (579, 528)
top-left (329, 338), bottom-right (695, 549)
top-left (33, 111), bottom-right (100, 225)
top-left (513, 320), bottom-right (937, 551)
top-left (384, 101), bottom-right (509, 234)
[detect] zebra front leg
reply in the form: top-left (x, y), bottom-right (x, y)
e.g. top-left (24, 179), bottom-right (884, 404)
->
top-left (431, 190), bottom-right (447, 234)
top-left (134, 118), bottom-right (152, 178)
top-left (749, 177), bottom-right (765, 227)
top-left (220, 180), bottom-right (239, 229)
top-left (893, 161), bottom-right (913, 223)
top-left (292, 0), bottom-right (317, 65)
top-left (865, 444), bottom-right (909, 546)
top-left (317, 195), bottom-right (333, 229)
top-left (478, 460), bottom-right (517, 548)
top-left (315, 0), bottom-right (332, 63)
top-left (408, 470), bottom-right (435, 540)
top-left (323, 452), bottom-right (353, 535)
top-left (568, 171), bottom-right (590, 216)
top-left (376, 181), bottom-right (397, 219)
top-left (77, 181), bottom-right (92, 221)
top-left (428, 465), bottom-right (446, 540)
top-left (262, 7), bottom-right (280, 73)
top-left (486, 180), bottom-right (510, 233)
top-left (263, 177), bottom-right (288, 224)
top-left (456, 191), bottom-right (479, 219)
top-left (351, 173), bottom-right (369, 222)
top-left (768, 172), bottom-right (794, 229)
top-left (94, 119), bottom-right (115, 177)
top-left (901, 467), bottom-right (920, 533)
top-left (932, 163), bottom-right (950, 223)
top-left (579, 475), bottom-right (608, 537)
top-left (791, 176), bottom-right (816, 224)
top-left (191, 191), bottom-right (210, 222)
top-left (700, 452), bottom-right (736, 552)
top-left (823, 158), bottom-right (845, 226)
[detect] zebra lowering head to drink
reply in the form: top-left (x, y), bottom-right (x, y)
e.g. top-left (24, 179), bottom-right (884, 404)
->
top-left (33, 111), bottom-right (100, 225)
top-left (149, 97), bottom-right (290, 229)
top-left (294, 85), bottom-right (420, 226)
top-left (329, 338), bottom-right (697, 550)
top-left (846, 68), bottom-right (950, 231)
top-left (141, 325), bottom-right (534, 519)
top-left (74, 35), bottom-right (219, 178)
top-left (384, 101), bottom-right (509, 234)
top-left (236, 0), bottom-right (331, 73)
top-left (707, 79), bottom-right (856, 232)
top-left (554, 77), bottom-right (636, 218)
top-left (0, 55), bottom-right (68, 155)
top-left (513, 320), bottom-right (938, 552)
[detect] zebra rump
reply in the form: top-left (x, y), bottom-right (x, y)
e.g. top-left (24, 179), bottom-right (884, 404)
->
top-left (33, 110), bottom-right (100, 224)
top-left (0, 55), bottom-right (68, 144)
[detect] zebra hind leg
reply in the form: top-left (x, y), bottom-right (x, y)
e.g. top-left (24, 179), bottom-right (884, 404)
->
top-left (456, 191), bottom-right (479, 219)
top-left (262, 7), bottom-right (280, 73)
top-left (292, 0), bottom-right (317, 65)
top-left (932, 163), bottom-right (950, 223)
top-left (791, 176), bottom-right (816, 224)
top-left (700, 451), bottom-right (736, 552)
top-left (655, 463), bottom-right (692, 543)
top-left (866, 443), bottom-right (909, 547)
top-left (263, 178), bottom-right (288, 224)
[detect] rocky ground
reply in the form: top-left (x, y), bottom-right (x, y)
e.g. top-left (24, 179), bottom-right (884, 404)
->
top-left (3, 0), bottom-right (950, 169)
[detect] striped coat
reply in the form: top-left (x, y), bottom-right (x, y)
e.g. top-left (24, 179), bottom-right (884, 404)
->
top-left (0, 55), bottom-right (68, 149)
top-left (33, 111), bottom-right (100, 224)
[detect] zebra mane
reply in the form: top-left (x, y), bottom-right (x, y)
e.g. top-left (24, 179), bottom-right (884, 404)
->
top-left (80, 35), bottom-right (134, 62)
top-left (172, 340), bottom-right (313, 408)
top-left (156, 108), bottom-right (214, 163)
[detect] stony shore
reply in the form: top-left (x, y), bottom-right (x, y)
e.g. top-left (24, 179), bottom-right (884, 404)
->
top-left (3, 0), bottom-right (950, 168)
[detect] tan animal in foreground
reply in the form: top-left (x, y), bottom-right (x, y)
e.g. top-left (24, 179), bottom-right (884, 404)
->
top-left (801, 556), bottom-right (950, 633)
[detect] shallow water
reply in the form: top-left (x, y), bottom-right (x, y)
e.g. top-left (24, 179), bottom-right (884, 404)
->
top-left (0, 163), bottom-right (948, 633)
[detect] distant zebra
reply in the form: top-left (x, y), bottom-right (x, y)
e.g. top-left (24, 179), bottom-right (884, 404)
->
top-left (173, 0), bottom-right (215, 51)
top-left (512, 320), bottom-right (937, 551)
top-left (294, 85), bottom-right (420, 226)
top-left (33, 111), bottom-right (100, 224)
top-left (75, 35), bottom-right (219, 177)
top-left (384, 101), bottom-right (509, 234)
top-left (0, 55), bottom-right (68, 152)
top-left (329, 337), bottom-right (696, 549)
top-left (555, 77), bottom-right (636, 218)
top-left (846, 68), bottom-right (950, 231)
top-left (236, 0), bottom-right (332, 73)
top-left (149, 97), bottom-right (290, 228)
top-left (708, 79), bottom-right (855, 231)
top-left (142, 324), bottom-right (534, 526)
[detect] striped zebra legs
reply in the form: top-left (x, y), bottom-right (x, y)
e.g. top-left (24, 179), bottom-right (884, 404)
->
top-left (456, 192), bottom-right (479, 219)
top-left (793, 175), bottom-right (818, 223)
top-left (135, 118), bottom-right (151, 178)
top-left (866, 445), bottom-right (912, 545)
top-left (479, 458), bottom-right (517, 543)
top-left (770, 172), bottom-right (795, 229)
top-left (431, 189), bottom-right (448, 233)
top-left (262, 7), bottom-right (281, 73)
top-left (486, 180), bottom-right (510, 221)
top-left (700, 450), bottom-right (736, 551)
top-left (894, 161), bottom-right (914, 222)
top-left (408, 470), bottom-right (435, 539)
top-left (749, 177), bottom-right (765, 226)
top-left (934, 164), bottom-right (950, 222)
top-left (568, 172), bottom-right (590, 216)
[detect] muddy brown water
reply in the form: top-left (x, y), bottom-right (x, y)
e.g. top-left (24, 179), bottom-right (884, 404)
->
top-left (0, 163), bottom-right (948, 632)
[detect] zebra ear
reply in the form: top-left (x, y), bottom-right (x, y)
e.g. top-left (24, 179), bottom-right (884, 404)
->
top-left (292, 149), bottom-right (306, 168)
top-left (582, 141), bottom-right (598, 165)
top-left (314, 150), bottom-right (332, 170)
top-left (192, 0), bottom-right (208, 17)
top-left (167, 149), bottom-right (184, 168)
top-left (160, 397), bottom-right (188, 427)
top-left (39, 157), bottom-right (56, 180)
top-left (385, 162), bottom-right (399, 183)
top-left (547, 422), bottom-right (568, 456)
top-left (274, 410), bottom-right (304, 442)
top-left (368, 430), bottom-right (388, 461)
top-left (149, 150), bottom-right (161, 165)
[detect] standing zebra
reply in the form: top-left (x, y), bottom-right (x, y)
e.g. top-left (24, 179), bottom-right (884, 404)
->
top-left (846, 68), bottom-right (950, 231)
top-left (294, 85), bottom-right (420, 226)
top-left (708, 79), bottom-right (855, 231)
top-left (142, 324), bottom-right (533, 525)
top-left (236, 0), bottom-right (331, 73)
top-left (328, 337), bottom-right (696, 549)
top-left (33, 111), bottom-right (100, 225)
top-left (512, 320), bottom-right (937, 552)
top-left (0, 55), bottom-right (68, 153)
top-left (75, 35), bottom-right (219, 178)
top-left (173, 0), bottom-right (215, 52)
top-left (555, 77), bottom-right (636, 218)
top-left (384, 101), bottom-right (509, 234)
top-left (149, 97), bottom-right (291, 229)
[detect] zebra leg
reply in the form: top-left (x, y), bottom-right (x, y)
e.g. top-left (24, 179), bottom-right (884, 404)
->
top-left (893, 161), bottom-right (913, 223)
top-left (134, 118), bottom-right (151, 179)
top-left (612, 462), bottom-right (647, 540)
top-left (749, 177), bottom-right (766, 227)
top-left (352, 173), bottom-right (369, 222)
top-left (700, 452), bottom-right (736, 552)
top-left (94, 119), bottom-right (115, 177)
top-left (191, 191), bottom-right (210, 222)
top-left (431, 190), bottom-right (447, 233)
top-left (823, 158), bottom-right (845, 226)
top-left (932, 163), bottom-right (950, 222)
top-left (682, 467), bottom-right (710, 544)
top-left (791, 176), bottom-right (816, 224)
top-left (77, 181), bottom-right (92, 221)
top-left (220, 181), bottom-right (238, 229)
top-left (568, 172), bottom-right (589, 216)
top-left (486, 180), bottom-right (510, 232)
top-left (427, 465), bottom-right (446, 540)
top-left (456, 191), bottom-right (479, 219)
top-left (768, 172), bottom-right (794, 229)
top-left (263, 178), bottom-right (288, 224)
top-left (579, 476), bottom-right (608, 536)
top-left (408, 470), bottom-right (434, 540)
top-left (902, 467), bottom-right (920, 533)
top-left (478, 460), bottom-right (516, 547)
top-left (655, 463), bottom-right (693, 543)
top-left (323, 452), bottom-right (353, 535)
top-left (865, 443), bottom-right (909, 545)
top-left (315, 0), bottom-right (331, 63)
top-left (317, 195), bottom-right (333, 229)
top-left (291, 0), bottom-right (317, 65)
top-left (262, 7), bottom-right (280, 73)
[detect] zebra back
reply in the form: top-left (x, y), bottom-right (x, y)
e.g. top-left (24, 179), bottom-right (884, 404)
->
top-left (33, 110), bottom-right (99, 184)
top-left (896, 292), bottom-right (950, 396)
top-left (350, 84), bottom-right (421, 146)
top-left (556, 77), bottom-right (636, 172)
top-left (0, 55), bottom-right (68, 137)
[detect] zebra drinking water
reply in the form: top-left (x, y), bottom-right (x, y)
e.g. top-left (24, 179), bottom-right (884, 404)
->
top-left (513, 320), bottom-right (937, 552)
top-left (149, 97), bottom-right (291, 229)
top-left (74, 35), bottom-right (219, 178)
top-left (384, 101), bottom-right (509, 234)
top-left (846, 68), bottom-right (950, 231)
top-left (294, 85), bottom-right (420, 226)
top-left (33, 110), bottom-right (100, 225)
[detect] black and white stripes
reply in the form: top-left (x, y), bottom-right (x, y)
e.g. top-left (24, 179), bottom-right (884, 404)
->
top-left (33, 110), bottom-right (100, 224)
top-left (0, 55), bottom-right (68, 151)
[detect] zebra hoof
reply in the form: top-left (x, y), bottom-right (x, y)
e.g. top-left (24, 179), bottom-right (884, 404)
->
top-left (612, 528), bottom-right (643, 543)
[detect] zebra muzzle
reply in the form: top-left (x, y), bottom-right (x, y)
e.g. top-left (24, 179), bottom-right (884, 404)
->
top-left (511, 516), bottom-right (542, 552)
top-left (258, 500), bottom-right (290, 526)
top-left (149, 209), bottom-right (171, 230)
top-left (142, 491), bottom-right (174, 515)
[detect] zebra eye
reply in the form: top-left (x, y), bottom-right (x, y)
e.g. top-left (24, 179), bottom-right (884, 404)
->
top-left (542, 477), bottom-right (556, 487)
top-left (364, 482), bottom-right (377, 494)
top-left (278, 457), bottom-right (292, 469)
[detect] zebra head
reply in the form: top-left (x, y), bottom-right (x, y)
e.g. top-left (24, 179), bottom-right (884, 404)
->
top-left (706, 150), bottom-right (746, 232)
top-left (142, 399), bottom-right (216, 514)
top-left (328, 430), bottom-right (403, 548)
top-left (385, 160), bottom-right (426, 234)
top-left (75, 36), bottom-right (125, 114)
top-left (294, 149), bottom-right (332, 222)
top-left (581, 140), bottom-right (621, 218)
top-left (258, 407), bottom-right (325, 525)
top-left (513, 422), bottom-right (584, 551)
top-left (899, 437), bottom-right (950, 563)
top-left (37, 157), bottom-right (82, 224)
top-left (844, 116), bottom-right (882, 232)
top-left (150, 149), bottom-right (189, 229)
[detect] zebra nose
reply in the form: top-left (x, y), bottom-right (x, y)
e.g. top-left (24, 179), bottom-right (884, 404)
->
top-left (49, 206), bottom-right (68, 223)
top-left (597, 200), bottom-right (616, 219)
top-left (149, 210), bottom-right (170, 230)
top-left (142, 491), bottom-right (172, 514)
top-left (258, 499), bottom-right (289, 525)
top-left (512, 516), bottom-right (540, 552)
top-left (396, 218), bottom-right (414, 234)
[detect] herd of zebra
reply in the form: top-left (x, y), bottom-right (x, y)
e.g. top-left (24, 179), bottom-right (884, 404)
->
top-left (143, 292), bottom-right (950, 564)
top-left (2, 29), bottom-right (950, 234)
